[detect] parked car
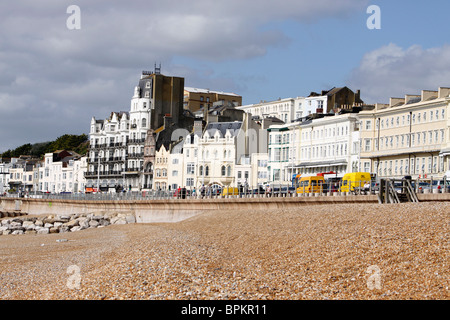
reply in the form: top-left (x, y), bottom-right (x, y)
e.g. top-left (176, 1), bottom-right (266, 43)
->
top-left (416, 181), bottom-right (430, 192)
top-left (422, 180), bottom-right (450, 192)
top-left (252, 186), bottom-right (266, 194)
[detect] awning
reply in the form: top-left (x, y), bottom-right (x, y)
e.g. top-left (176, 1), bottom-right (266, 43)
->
top-left (296, 161), bottom-right (347, 168)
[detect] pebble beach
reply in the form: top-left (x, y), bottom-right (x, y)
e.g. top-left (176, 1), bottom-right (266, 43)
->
top-left (0, 202), bottom-right (448, 300)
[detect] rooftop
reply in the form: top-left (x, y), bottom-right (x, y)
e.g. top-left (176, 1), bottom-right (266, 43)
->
top-left (184, 87), bottom-right (241, 97)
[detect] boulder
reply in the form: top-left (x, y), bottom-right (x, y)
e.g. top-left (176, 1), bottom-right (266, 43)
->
top-left (70, 226), bottom-right (82, 232)
top-left (22, 221), bottom-right (36, 230)
top-left (49, 227), bottom-right (59, 234)
top-left (110, 217), bottom-right (119, 224)
top-left (99, 219), bottom-right (110, 227)
top-left (0, 226), bottom-right (9, 233)
top-left (59, 226), bottom-right (70, 233)
top-left (10, 221), bottom-right (22, 228)
top-left (53, 222), bottom-right (63, 228)
top-left (114, 218), bottom-right (127, 225)
top-left (63, 219), bottom-right (79, 228)
top-left (9, 225), bottom-right (24, 231)
top-left (89, 220), bottom-right (99, 228)
top-left (125, 215), bottom-right (136, 224)
top-left (37, 228), bottom-right (50, 235)
top-left (1, 219), bottom-right (11, 225)
top-left (44, 223), bottom-right (54, 229)
top-left (25, 230), bottom-right (37, 235)
top-left (78, 218), bottom-right (90, 230)
top-left (43, 218), bottom-right (56, 225)
top-left (35, 220), bottom-right (44, 227)
top-left (2, 230), bottom-right (11, 235)
top-left (12, 230), bottom-right (24, 235)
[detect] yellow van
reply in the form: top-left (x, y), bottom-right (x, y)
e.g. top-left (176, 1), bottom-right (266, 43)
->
top-left (296, 176), bottom-right (325, 194)
top-left (339, 172), bottom-right (371, 192)
top-left (221, 187), bottom-right (239, 196)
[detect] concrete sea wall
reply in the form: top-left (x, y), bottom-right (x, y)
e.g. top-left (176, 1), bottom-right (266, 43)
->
top-left (1, 193), bottom-right (449, 223)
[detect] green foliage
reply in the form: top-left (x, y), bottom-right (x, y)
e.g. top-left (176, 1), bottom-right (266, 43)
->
top-left (1, 134), bottom-right (89, 159)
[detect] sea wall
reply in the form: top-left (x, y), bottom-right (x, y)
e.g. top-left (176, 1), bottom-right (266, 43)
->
top-left (1, 193), bottom-right (448, 224)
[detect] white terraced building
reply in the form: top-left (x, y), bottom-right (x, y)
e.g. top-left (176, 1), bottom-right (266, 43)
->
top-left (298, 113), bottom-right (361, 177)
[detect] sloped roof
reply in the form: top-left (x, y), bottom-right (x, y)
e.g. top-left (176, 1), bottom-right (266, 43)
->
top-left (184, 87), bottom-right (241, 97)
top-left (205, 121), bottom-right (242, 138)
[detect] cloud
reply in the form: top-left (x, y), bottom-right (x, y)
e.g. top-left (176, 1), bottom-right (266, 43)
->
top-left (0, 0), bottom-right (367, 152)
top-left (347, 43), bottom-right (450, 104)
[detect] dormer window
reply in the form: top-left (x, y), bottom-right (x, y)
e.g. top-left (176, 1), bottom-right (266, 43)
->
top-left (146, 81), bottom-right (150, 88)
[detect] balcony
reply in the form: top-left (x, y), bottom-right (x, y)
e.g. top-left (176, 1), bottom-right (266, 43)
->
top-left (127, 153), bottom-right (144, 159)
top-left (128, 138), bottom-right (145, 144)
top-left (84, 170), bottom-right (123, 177)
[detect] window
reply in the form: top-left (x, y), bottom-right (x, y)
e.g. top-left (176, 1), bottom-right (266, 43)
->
top-left (227, 166), bottom-right (231, 176)
top-left (172, 170), bottom-right (178, 177)
top-left (274, 148), bottom-right (281, 161)
top-left (275, 134), bottom-right (282, 144)
top-left (199, 166), bottom-right (203, 176)
top-left (186, 178), bottom-right (194, 187)
top-left (187, 163), bottom-right (195, 175)
top-left (365, 120), bottom-right (372, 130)
top-left (221, 166), bottom-right (226, 176)
top-left (365, 139), bottom-right (371, 152)
top-left (205, 166), bottom-right (209, 176)
top-left (142, 118), bottom-right (147, 127)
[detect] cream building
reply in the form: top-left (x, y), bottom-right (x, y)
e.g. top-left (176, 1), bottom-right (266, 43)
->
top-left (153, 145), bottom-right (169, 190)
top-left (358, 87), bottom-right (450, 179)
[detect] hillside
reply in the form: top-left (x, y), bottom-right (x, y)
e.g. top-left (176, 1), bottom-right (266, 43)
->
top-left (0, 134), bottom-right (89, 159)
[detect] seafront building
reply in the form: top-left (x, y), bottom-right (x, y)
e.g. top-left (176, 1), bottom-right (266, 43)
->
top-left (38, 150), bottom-right (85, 193)
top-left (297, 111), bottom-right (364, 177)
top-left (358, 87), bottom-right (450, 180)
top-left (4, 80), bottom-right (450, 195)
top-left (85, 68), bottom-right (188, 192)
top-left (267, 121), bottom-right (302, 185)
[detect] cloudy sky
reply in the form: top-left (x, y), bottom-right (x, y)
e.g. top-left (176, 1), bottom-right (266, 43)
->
top-left (1, 0), bottom-right (450, 152)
